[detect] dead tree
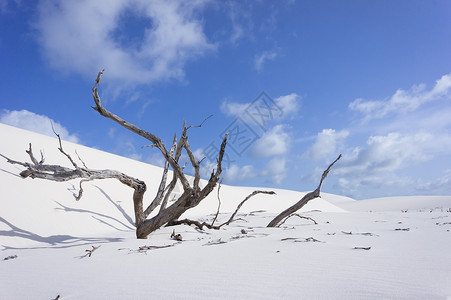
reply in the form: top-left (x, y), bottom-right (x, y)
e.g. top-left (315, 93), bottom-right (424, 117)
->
top-left (267, 154), bottom-right (341, 227)
top-left (0, 70), bottom-right (228, 239)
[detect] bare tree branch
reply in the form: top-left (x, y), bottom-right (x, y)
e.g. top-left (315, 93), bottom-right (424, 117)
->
top-left (219, 190), bottom-right (276, 227)
top-left (2, 70), bottom-right (229, 239)
top-left (267, 154), bottom-right (341, 227)
top-left (186, 114), bottom-right (213, 130)
top-left (276, 213), bottom-right (318, 227)
top-left (211, 179), bottom-right (223, 226)
top-left (168, 189), bottom-right (276, 230)
top-left (75, 149), bottom-right (88, 169)
top-left (51, 122), bottom-right (79, 169)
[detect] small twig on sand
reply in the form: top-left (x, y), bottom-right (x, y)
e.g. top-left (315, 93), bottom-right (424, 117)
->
top-left (342, 231), bottom-right (379, 236)
top-left (354, 247), bottom-right (371, 250)
top-left (171, 229), bottom-right (183, 241)
top-left (277, 213), bottom-right (318, 227)
top-left (281, 237), bottom-right (323, 243)
top-left (2, 255), bottom-right (18, 261)
top-left (82, 245), bottom-right (101, 258)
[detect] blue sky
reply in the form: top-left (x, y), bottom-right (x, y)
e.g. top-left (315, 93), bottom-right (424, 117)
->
top-left (1, 0), bottom-right (451, 199)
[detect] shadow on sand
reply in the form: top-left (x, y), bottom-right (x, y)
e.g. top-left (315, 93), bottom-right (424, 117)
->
top-left (62, 184), bottom-right (135, 232)
top-left (0, 216), bottom-right (126, 250)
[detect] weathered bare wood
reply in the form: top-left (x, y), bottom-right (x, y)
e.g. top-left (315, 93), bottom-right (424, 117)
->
top-left (143, 134), bottom-right (177, 219)
top-left (267, 154), bottom-right (341, 227)
top-left (276, 213), bottom-right (318, 227)
top-left (1, 70), bottom-right (231, 239)
top-left (211, 179), bottom-right (223, 226)
top-left (91, 70), bottom-right (228, 238)
top-left (82, 245), bottom-right (101, 258)
top-left (92, 71), bottom-right (191, 191)
top-left (168, 189), bottom-right (276, 230)
top-left (219, 190), bottom-right (276, 227)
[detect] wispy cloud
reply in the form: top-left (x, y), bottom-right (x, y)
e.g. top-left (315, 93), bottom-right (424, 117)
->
top-left (250, 125), bottom-right (290, 158)
top-left (35, 0), bottom-right (215, 86)
top-left (333, 130), bottom-right (451, 196)
top-left (416, 169), bottom-right (451, 194)
top-left (330, 73), bottom-right (451, 197)
top-left (349, 73), bottom-right (451, 122)
top-left (221, 93), bottom-right (300, 119)
top-left (336, 132), bottom-right (434, 177)
top-left (224, 164), bottom-right (255, 183)
top-left (0, 109), bottom-right (79, 143)
top-left (307, 129), bottom-right (349, 161)
top-left (254, 50), bottom-right (277, 71)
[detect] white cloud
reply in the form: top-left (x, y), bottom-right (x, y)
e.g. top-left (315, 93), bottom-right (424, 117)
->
top-left (226, 1), bottom-right (245, 44)
top-left (254, 51), bottom-right (277, 71)
top-left (336, 132), bottom-right (435, 178)
top-left (0, 109), bottom-right (79, 143)
top-left (220, 101), bottom-right (248, 117)
top-left (35, 0), bottom-right (214, 86)
top-left (349, 73), bottom-right (451, 121)
top-left (261, 157), bottom-right (287, 185)
top-left (224, 1), bottom-right (254, 45)
top-left (250, 125), bottom-right (290, 157)
top-left (307, 129), bottom-right (349, 161)
top-left (336, 173), bottom-right (413, 199)
top-left (224, 164), bottom-right (255, 183)
top-left (416, 169), bottom-right (451, 194)
top-left (221, 93), bottom-right (300, 119)
top-left (333, 130), bottom-right (451, 196)
top-left (275, 93), bottom-right (300, 116)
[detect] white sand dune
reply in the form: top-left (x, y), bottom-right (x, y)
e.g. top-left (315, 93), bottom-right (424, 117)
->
top-left (1, 123), bottom-right (450, 299)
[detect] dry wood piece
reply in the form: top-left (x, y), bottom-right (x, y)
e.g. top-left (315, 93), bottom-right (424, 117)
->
top-left (395, 228), bottom-right (410, 231)
top-left (276, 213), bottom-right (318, 227)
top-left (281, 237), bottom-right (323, 243)
top-left (168, 190), bottom-right (275, 230)
top-left (354, 247), bottom-right (371, 250)
top-left (139, 245), bottom-right (175, 251)
top-left (2, 255), bottom-right (18, 261)
top-left (171, 230), bottom-right (183, 241)
top-left (1, 70), bottom-right (229, 239)
top-left (118, 244), bottom-right (176, 255)
top-left (83, 245), bottom-right (101, 258)
top-left (341, 231), bottom-right (379, 236)
top-left (268, 154), bottom-right (341, 227)
top-left (203, 239), bottom-right (227, 246)
top-left (249, 210), bottom-right (266, 215)
top-left (137, 244), bottom-right (175, 254)
top-left (219, 190), bottom-right (276, 227)
top-left (211, 179), bottom-right (223, 226)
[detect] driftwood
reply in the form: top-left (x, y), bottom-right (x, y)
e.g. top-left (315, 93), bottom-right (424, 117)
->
top-left (82, 245), bottom-right (101, 258)
top-left (2, 255), bottom-right (18, 261)
top-left (276, 213), bottom-right (318, 227)
top-left (342, 231), bottom-right (379, 236)
top-left (267, 154), bottom-right (341, 227)
top-left (168, 190), bottom-right (276, 230)
top-left (354, 247), bottom-right (371, 250)
top-left (171, 229), bottom-right (183, 241)
top-left (1, 70), bottom-right (228, 239)
top-left (281, 237), bottom-right (323, 243)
